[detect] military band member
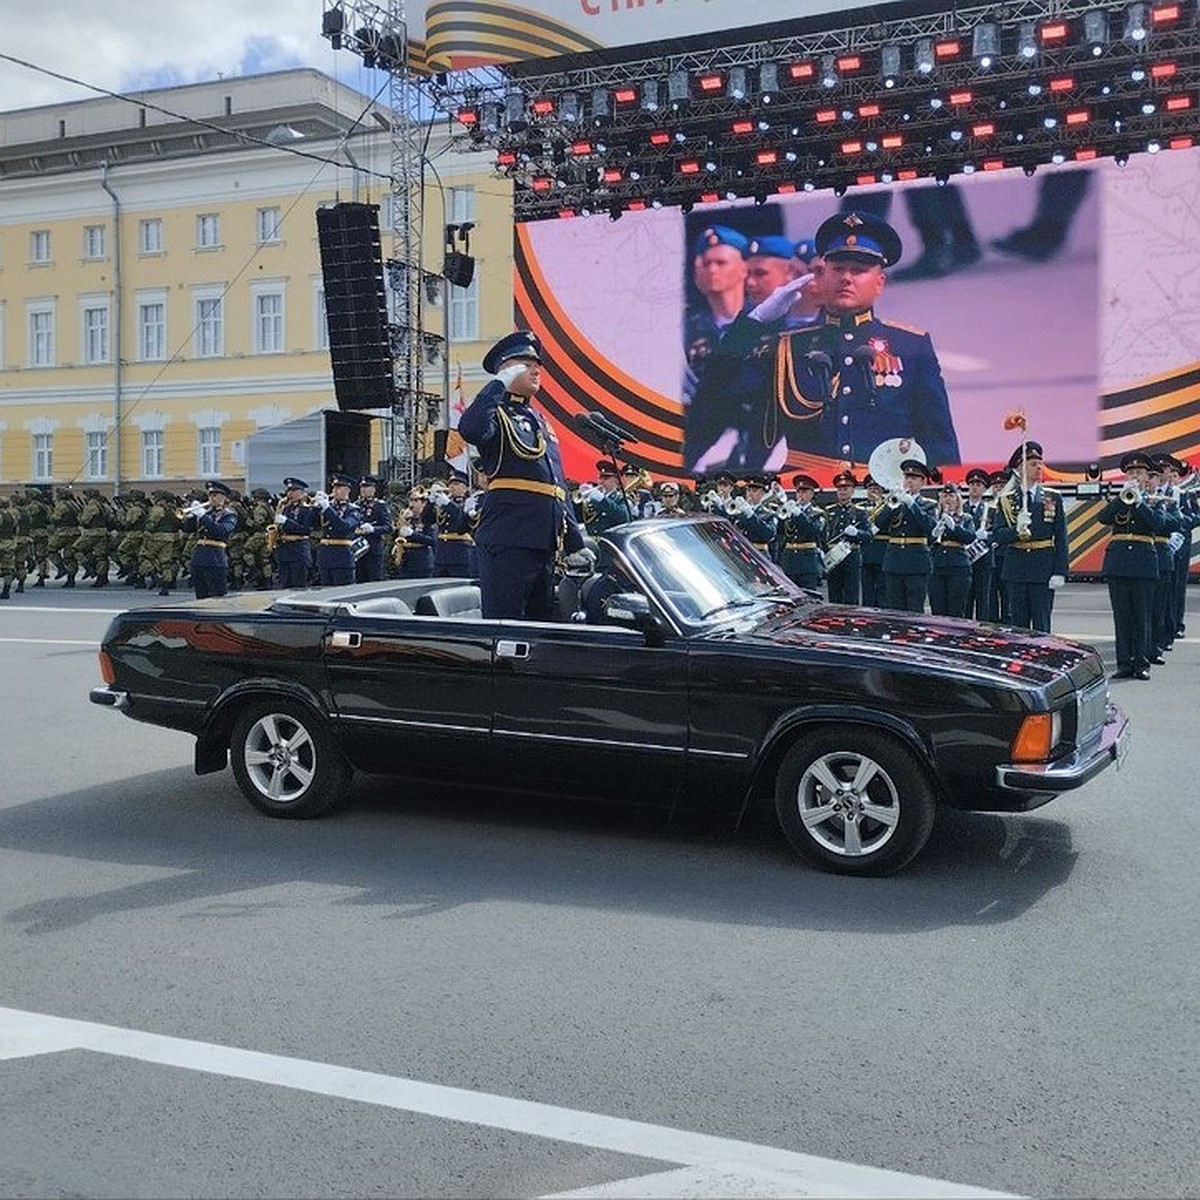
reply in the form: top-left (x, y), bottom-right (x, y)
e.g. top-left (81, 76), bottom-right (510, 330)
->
top-left (729, 473), bottom-right (779, 556)
top-left (881, 459), bottom-right (938, 613)
top-left (355, 474), bottom-right (393, 583)
top-left (181, 481), bottom-right (237, 599)
top-left (1097, 451), bottom-right (1164, 679)
top-left (858, 475), bottom-right (889, 608)
top-left (653, 480), bottom-right (688, 517)
top-left (430, 470), bottom-right (474, 578)
top-left (459, 331), bottom-right (589, 620)
top-left (1146, 455), bottom-right (1182, 659)
top-left (927, 483), bottom-right (977, 618)
top-left (991, 441), bottom-right (1068, 633)
top-left (579, 460), bottom-right (636, 535)
top-left (272, 478), bottom-right (315, 590)
top-left (393, 488), bottom-right (437, 579)
top-left (823, 468), bottom-right (865, 605)
top-left (698, 470), bottom-right (737, 515)
top-left (1167, 457), bottom-right (1197, 637)
top-left (313, 473), bottom-right (362, 587)
top-left (986, 469), bottom-right (1012, 623)
top-left (962, 468), bottom-right (996, 621)
top-left (778, 474), bottom-right (825, 589)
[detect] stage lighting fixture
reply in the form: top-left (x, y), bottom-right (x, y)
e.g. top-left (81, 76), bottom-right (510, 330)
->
top-left (504, 89), bottom-right (528, 132)
top-left (789, 61), bottom-right (815, 82)
top-left (1084, 9), bottom-right (1110, 53)
top-left (560, 91), bottom-right (581, 123)
top-left (590, 88), bottom-right (610, 122)
top-left (641, 80), bottom-right (662, 113)
top-left (1147, 137), bottom-right (1162, 152)
top-left (962, 162), bottom-right (977, 174)
top-left (729, 67), bottom-right (748, 100)
top-left (1018, 22), bottom-right (1039, 60)
top-left (821, 55), bottom-right (839, 89)
top-left (1023, 164), bottom-right (1037, 176)
top-left (667, 70), bottom-right (690, 108)
top-left (1041, 20), bottom-right (1070, 45)
top-left (1051, 149), bottom-right (1067, 163)
top-left (1143, 99), bottom-right (1158, 112)
top-left (1115, 151), bottom-right (1130, 165)
top-left (322, 6), bottom-right (345, 49)
top-left (881, 44), bottom-right (902, 83)
top-left (608, 203), bottom-right (623, 221)
top-left (833, 181), bottom-right (848, 196)
top-left (934, 170), bottom-right (950, 185)
top-left (973, 22), bottom-right (1000, 68)
top-left (1124, 3), bottom-right (1149, 43)
top-left (1152, 4), bottom-right (1181, 26)
top-left (482, 105), bottom-right (501, 135)
top-left (915, 39), bottom-right (935, 75)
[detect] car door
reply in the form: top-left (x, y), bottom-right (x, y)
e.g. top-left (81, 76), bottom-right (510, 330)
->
top-left (489, 618), bottom-right (689, 802)
top-left (322, 608), bottom-right (497, 778)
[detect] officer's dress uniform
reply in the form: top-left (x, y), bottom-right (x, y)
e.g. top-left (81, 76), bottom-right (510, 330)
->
top-left (992, 485), bottom-right (1069, 633)
top-left (183, 498), bottom-right (237, 600)
top-left (356, 494), bottom-right (393, 583)
top-left (962, 495), bottom-right (996, 621)
top-left (778, 505), bottom-right (825, 590)
top-left (1149, 498), bottom-right (1181, 657)
top-left (928, 510), bottom-right (977, 617)
top-left (459, 369), bottom-right (585, 621)
top-left (397, 506), bottom-right (437, 579)
top-left (275, 495), bottom-right (315, 590)
top-left (859, 496), bottom-right (889, 608)
top-left (316, 496), bottom-right (363, 587)
top-left (583, 487), bottom-right (637, 536)
top-left (733, 501), bottom-right (779, 562)
top-left (881, 497), bottom-right (938, 613)
top-left (823, 498), bottom-right (866, 606)
top-left (1097, 491), bottom-right (1164, 678)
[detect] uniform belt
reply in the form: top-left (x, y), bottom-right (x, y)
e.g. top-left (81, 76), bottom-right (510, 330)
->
top-left (322, 538), bottom-right (354, 546)
top-left (438, 532), bottom-right (474, 542)
top-left (488, 477), bottom-right (566, 500)
top-left (279, 534), bottom-right (309, 542)
top-left (1153, 536), bottom-right (1170, 544)
top-left (1012, 538), bottom-right (1054, 551)
top-left (784, 542), bottom-right (817, 550)
top-left (195, 539), bottom-right (227, 548)
top-left (751, 542), bottom-right (770, 551)
top-left (1112, 533), bottom-right (1154, 544)
top-left (889, 537), bottom-right (929, 545)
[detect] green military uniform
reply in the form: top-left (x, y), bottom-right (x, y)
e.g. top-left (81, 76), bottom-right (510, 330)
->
top-left (0, 496), bottom-right (20, 599)
top-left (142, 492), bottom-right (184, 596)
top-left (241, 489), bottom-right (275, 589)
top-left (23, 487), bottom-right (52, 586)
top-left (73, 489), bottom-right (115, 587)
top-left (49, 490), bottom-right (82, 587)
top-left (115, 490), bottom-right (149, 586)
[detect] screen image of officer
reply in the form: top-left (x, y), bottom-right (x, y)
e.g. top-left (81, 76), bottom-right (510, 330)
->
top-left (459, 331), bottom-right (590, 620)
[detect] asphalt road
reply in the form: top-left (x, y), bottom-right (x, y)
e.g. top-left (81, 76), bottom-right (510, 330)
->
top-left (0, 582), bottom-right (1197, 1199)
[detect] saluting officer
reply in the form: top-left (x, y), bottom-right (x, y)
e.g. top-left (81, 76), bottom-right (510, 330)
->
top-left (880, 459), bottom-right (938, 613)
top-left (824, 468), bottom-right (866, 605)
top-left (274, 477), bottom-right (315, 590)
top-left (1097, 451), bottom-right (1164, 679)
top-left (314, 473), bottom-right (362, 587)
top-left (962, 468), bottom-right (996, 621)
top-left (928, 482), bottom-right (977, 618)
top-left (991, 441), bottom-right (1068, 633)
top-left (182, 481), bottom-right (238, 599)
top-left (778, 474), bottom-right (825, 590)
top-left (458, 331), bottom-right (589, 620)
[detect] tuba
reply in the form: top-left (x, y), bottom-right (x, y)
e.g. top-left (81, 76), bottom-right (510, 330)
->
top-left (868, 437), bottom-right (926, 509)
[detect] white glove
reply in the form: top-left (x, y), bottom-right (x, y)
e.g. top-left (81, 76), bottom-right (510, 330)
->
top-left (186, 500), bottom-right (207, 517)
top-left (1168, 531), bottom-right (1185, 553)
top-left (843, 524), bottom-right (859, 538)
top-left (273, 513), bottom-right (288, 526)
top-left (463, 495), bottom-right (480, 516)
top-left (496, 361), bottom-right (528, 388)
top-left (313, 491), bottom-right (331, 509)
top-left (943, 514), bottom-right (956, 529)
top-left (1049, 574), bottom-right (1065, 590)
top-left (398, 524), bottom-right (413, 538)
top-left (563, 546), bottom-right (596, 570)
top-left (748, 273), bottom-right (814, 323)
top-left (357, 523), bottom-right (375, 535)
top-left (431, 490), bottom-right (451, 508)
top-left (976, 528), bottom-right (991, 542)
top-left (1015, 510), bottom-right (1032, 536)
top-left (727, 496), bottom-right (752, 516)
top-left (899, 491), bottom-right (916, 508)
top-left (579, 484), bottom-right (605, 503)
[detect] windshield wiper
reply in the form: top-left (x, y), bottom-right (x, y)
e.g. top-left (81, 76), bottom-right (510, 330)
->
top-left (698, 598), bottom-right (762, 620)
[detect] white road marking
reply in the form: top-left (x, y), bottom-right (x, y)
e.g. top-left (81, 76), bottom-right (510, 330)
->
top-left (0, 637), bottom-right (97, 646)
top-left (0, 1006), bottom-right (1017, 1199)
top-left (0, 606), bottom-right (126, 615)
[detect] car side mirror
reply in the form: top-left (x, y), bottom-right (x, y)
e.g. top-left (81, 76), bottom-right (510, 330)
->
top-left (603, 592), bottom-right (665, 647)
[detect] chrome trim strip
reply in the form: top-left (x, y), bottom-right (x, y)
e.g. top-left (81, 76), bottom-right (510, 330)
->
top-left (335, 714), bottom-right (489, 735)
top-left (495, 728), bottom-right (684, 753)
top-left (689, 746), bottom-right (752, 760)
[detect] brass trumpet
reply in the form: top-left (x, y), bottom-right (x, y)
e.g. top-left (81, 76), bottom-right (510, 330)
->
top-left (1120, 483), bottom-right (1142, 505)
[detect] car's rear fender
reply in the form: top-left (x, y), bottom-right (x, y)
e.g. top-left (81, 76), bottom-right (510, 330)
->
top-left (747, 705), bottom-right (948, 807)
top-left (195, 678), bottom-right (332, 775)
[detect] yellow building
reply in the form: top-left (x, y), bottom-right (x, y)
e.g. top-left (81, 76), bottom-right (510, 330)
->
top-left (0, 68), bottom-right (511, 493)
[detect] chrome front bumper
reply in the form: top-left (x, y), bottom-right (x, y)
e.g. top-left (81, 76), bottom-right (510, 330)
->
top-left (89, 686), bottom-right (129, 710)
top-left (995, 703), bottom-right (1129, 792)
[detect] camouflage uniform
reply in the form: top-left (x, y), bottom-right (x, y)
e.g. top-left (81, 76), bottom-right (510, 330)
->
top-left (23, 488), bottom-right (52, 585)
top-left (225, 493), bottom-right (250, 590)
top-left (242, 489), bottom-right (275, 588)
top-left (0, 496), bottom-right (20, 599)
top-left (115, 490), bottom-right (149, 586)
top-left (142, 492), bottom-right (183, 596)
top-left (73, 489), bottom-right (115, 586)
top-left (49, 490), bottom-right (82, 586)
top-left (8, 493), bottom-right (31, 593)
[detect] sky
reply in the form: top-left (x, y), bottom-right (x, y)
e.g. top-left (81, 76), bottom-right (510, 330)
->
top-left (0, 1), bottom-right (363, 114)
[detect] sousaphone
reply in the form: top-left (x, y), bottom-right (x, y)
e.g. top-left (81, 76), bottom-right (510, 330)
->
top-left (867, 436), bottom-right (927, 496)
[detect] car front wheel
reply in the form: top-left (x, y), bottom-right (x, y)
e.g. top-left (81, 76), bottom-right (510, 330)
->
top-left (774, 727), bottom-right (936, 876)
top-left (230, 699), bottom-right (351, 818)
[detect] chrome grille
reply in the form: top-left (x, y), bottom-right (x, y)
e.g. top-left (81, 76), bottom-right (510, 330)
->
top-left (1076, 679), bottom-right (1109, 745)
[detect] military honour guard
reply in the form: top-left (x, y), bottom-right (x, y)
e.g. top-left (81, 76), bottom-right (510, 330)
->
top-left (823, 468), bottom-right (866, 605)
top-left (778, 474), bottom-right (825, 589)
top-left (880, 459), bottom-right (938, 613)
top-left (313, 473), bottom-right (362, 587)
top-left (181, 481), bottom-right (237, 599)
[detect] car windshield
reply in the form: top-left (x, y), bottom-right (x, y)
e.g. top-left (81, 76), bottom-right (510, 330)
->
top-left (622, 519), bottom-right (803, 625)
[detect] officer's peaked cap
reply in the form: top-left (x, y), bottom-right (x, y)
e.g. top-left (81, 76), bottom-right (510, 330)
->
top-left (283, 476), bottom-right (309, 491)
top-left (483, 330), bottom-right (542, 375)
top-left (205, 480), bottom-right (233, 497)
top-left (1007, 440), bottom-right (1044, 470)
top-left (815, 210), bottom-right (903, 267)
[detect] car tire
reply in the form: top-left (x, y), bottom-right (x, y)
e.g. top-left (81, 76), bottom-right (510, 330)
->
top-left (229, 698), bottom-right (351, 819)
top-left (774, 726), bottom-right (937, 876)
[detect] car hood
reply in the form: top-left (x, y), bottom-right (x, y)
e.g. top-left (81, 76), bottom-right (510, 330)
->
top-left (733, 603), bottom-right (1104, 691)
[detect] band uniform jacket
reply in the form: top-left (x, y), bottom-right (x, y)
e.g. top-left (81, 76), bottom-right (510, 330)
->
top-left (183, 507), bottom-right (238, 569)
top-left (992, 485), bottom-right (1069, 583)
top-left (275, 501), bottom-right (315, 569)
top-left (881, 498), bottom-right (938, 576)
top-left (458, 379), bottom-right (584, 555)
top-left (824, 500), bottom-right (868, 566)
top-left (433, 498), bottom-right (474, 574)
top-left (929, 512), bottom-right (978, 573)
top-left (358, 497), bottom-right (393, 561)
top-left (717, 308), bottom-right (961, 468)
top-left (1096, 495), bottom-right (1165, 579)
top-left (778, 505), bottom-right (825, 580)
top-left (733, 505), bottom-right (779, 555)
top-left (316, 500), bottom-right (363, 576)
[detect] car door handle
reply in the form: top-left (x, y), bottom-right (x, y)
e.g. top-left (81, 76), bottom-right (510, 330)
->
top-left (496, 640), bottom-right (530, 659)
top-left (329, 631), bottom-right (362, 649)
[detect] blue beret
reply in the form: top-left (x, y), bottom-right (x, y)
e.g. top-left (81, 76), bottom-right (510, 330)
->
top-left (747, 235), bottom-right (796, 260)
top-left (815, 210), bottom-right (903, 267)
top-left (793, 238), bottom-right (818, 263)
top-left (693, 224), bottom-right (749, 258)
top-left (482, 330), bottom-right (542, 375)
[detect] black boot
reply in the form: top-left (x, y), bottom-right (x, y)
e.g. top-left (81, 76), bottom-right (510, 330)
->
top-left (64, 575), bottom-right (76, 588)
top-left (91, 573), bottom-right (108, 588)
top-left (33, 576), bottom-right (46, 588)
top-left (0, 583), bottom-right (10, 600)
top-left (15, 578), bottom-right (24, 594)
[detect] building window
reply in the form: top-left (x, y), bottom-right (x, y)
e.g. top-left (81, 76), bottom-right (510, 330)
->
top-left (198, 427), bottom-right (221, 476)
top-left (28, 305), bottom-right (55, 367)
top-left (314, 286), bottom-right (329, 350)
top-left (256, 207), bottom-right (282, 243)
top-left (448, 272), bottom-right (480, 341)
top-left (196, 213), bottom-right (220, 248)
top-left (449, 186), bottom-right (477, 226)
top-left (85, 431), bottom-right (108, 479)
top-left (141, 429), bottom-right (164, 477)
top-left (32, 433), bottom-right (53, 479)
top-left (138, 300), bottom-right (166, 361)
top-left (253, 290), bottom-right (284, 354)
top-left (139, 219), bottom-right (163, 254)
top-left (83, 225), bottom-right (106, 259)
top-left (196, 296), bottom-right (224, 357)
top-left (82, 304), bottom-right (110, 364)
top-left (30, 230), bottom-right (51, 264)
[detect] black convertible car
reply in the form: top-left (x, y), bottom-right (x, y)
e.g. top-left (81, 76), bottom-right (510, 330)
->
top-left (90, 516), bottom-right (1128, 875)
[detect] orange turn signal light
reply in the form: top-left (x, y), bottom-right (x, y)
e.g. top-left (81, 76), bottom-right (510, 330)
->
top-left (1011, 712), bottom-right (1058, 762)
top-left (98, 651), bottom-right (115, 685)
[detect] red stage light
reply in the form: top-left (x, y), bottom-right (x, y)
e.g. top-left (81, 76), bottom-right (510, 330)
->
top-left (837, 55), bottom-right (863, 72)
top-left (1151, 62), bottom-right (1178, 79)
top-left (935, 39), bottom-right (963, 59)
top-left (789, 61), bottom-right (815, 81)
top-left (455, 107), bottom-right (479, 126)
top-left (949, 90), bottom-right (973, 105)
top-left (679, 160), bottom-right (701, 174)
top-left (858, 103), bottom-right (881, 117)
top-left (731, 120), bottom-right (755, 134)
top-left (882, 134), bottom-right (903, 149)
top-left (558, 209), bottom-right (576, 219)
top-left (497, 150), bottom-right (517, 166)
top-left (1170, 135), bottom-right (1194, 148)
top-left (531, 98), bottom-right (555, 116)
top-left (1039, 21), bottom-right (1070, 43)
top-left (1074, 148), bottom-right (1097, 160)
top-left (1152, 4), bottom-right (1181, 23)
top-left (756, 149), bottom-right (779, 165)
top-left (856, 173), bottom-right (877, 185)
top-left (602, 167), bottom-right (623, 183)
top-left (1065, 109), bottom-right (1090, 125)
top-left (531, 175), bottom-right (553, 190)
top-left (627, 200), bottom-right (647, 211)
top-left (648, 130), bottom-right (671, 146)
top-left (569, 140), bottom-right (594, 156)
top-left (613, 87), bottom-right (638, 105)
top-left (1166, 94), bottom-right (1193, 110)
top-left (1049, 76), bottom-right (1075, 92)
top-left (698, 74), bottom-right (724, 93)
top-left (841, 139), bottom-right (863, 154)
top-left (700, 191), bottom-right (719, 203)
top-left (972, 122), bottom-right (995, 136)
top-left (816, 108), bottom-right (838, 123)
top-left (898, 169), bottom-right (919, 181)
top-left (776, 182), bottom-right (798, 193)
top-left (983, 158), bottom-right (1005, 171)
